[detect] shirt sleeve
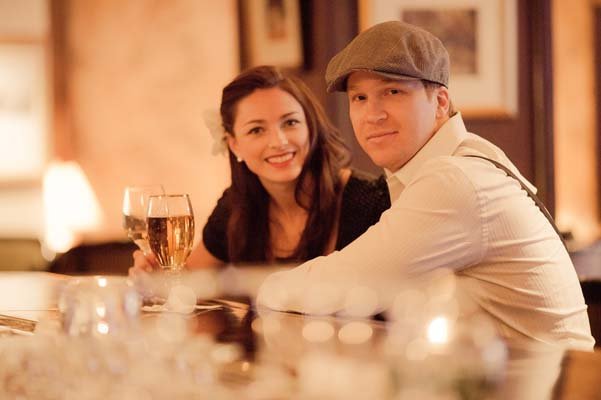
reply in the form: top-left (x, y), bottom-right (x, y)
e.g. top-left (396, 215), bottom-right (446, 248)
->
top-left (202, 189), bottom-right (231, 263)
top-left (256, 159), bottom-right (485, 314)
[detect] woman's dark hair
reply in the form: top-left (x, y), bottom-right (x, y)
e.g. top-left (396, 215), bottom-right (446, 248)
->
top-left (220, 65), bottom-right (351, 263)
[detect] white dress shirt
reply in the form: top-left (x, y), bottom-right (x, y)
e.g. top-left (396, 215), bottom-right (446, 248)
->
top-left (257, 113), bottom-right (594, 350)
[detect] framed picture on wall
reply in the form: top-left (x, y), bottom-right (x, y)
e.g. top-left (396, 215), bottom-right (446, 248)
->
top-left (240, 0), bottom-right (304, 69)
top-left (359, 0), bottom-right (518, 118)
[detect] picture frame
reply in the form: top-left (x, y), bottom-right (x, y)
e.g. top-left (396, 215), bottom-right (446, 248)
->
top-left (359, 0), bottom-right (518, 118)
top-left (240, 0), bottom-right (304, 69)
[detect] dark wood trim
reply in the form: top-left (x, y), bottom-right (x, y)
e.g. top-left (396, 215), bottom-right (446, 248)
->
top-left (49, 0), bottom-right (74, 160)
top-left (291, 1), bottom-right (381, 175)
top-left (299, 0), bottom-right (314, 70)
top-left (596, 7), bottom-right (601, 221)
top-left (528, 0), bottom-right (556, 217)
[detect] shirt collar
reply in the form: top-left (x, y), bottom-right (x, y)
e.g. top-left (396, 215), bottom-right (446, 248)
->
top-left (386, 112), bottom-right (468, 187)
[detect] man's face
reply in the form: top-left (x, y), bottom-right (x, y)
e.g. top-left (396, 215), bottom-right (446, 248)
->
top-left (347, 71), bottom-right (448, 172)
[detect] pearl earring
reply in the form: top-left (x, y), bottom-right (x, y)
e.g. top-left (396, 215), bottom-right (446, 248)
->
top-left (236, 156), bottom-right (243, 162)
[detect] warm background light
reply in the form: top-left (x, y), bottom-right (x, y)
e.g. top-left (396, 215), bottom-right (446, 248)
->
top-left (42, 161), bottom-right (103, 253)
top-left (0, 0), bottom-right (238, 258)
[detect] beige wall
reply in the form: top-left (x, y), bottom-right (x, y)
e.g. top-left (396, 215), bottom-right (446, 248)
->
top-left (0, 0), bottom-right (48, 239)
top-left (65, 1), bottom-right (238, 243)
top-left (553, 0), bottom-right (601, 245)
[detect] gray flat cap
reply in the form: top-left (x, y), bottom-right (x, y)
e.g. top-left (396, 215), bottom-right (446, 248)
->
top-left (326, 20), bottom-right (450, 92)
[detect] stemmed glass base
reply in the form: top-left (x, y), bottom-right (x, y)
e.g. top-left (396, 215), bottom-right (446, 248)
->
top-left (137, 267), bottom-right (197, 314)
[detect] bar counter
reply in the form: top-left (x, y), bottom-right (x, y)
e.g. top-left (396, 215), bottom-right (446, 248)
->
top-left (0, 271), bottom-right (598, 399)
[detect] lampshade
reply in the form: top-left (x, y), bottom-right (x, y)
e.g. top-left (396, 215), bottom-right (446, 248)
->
top-left (42, 160), bottom-right (103, 253)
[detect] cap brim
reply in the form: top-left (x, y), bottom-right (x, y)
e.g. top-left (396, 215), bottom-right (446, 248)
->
top-left (327, 69), bottom-right (422, 93)
top-left (371, 71), bottom-right (422, 82)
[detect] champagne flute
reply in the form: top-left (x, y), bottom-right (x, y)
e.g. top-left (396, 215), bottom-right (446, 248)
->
top-left (122, 185), bottom-right (165, 255)
top-left (146, 194), bottom-right (195, 274)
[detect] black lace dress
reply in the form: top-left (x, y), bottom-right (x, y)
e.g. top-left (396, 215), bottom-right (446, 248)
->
top-left (202, 171), bottom-right (391, 263)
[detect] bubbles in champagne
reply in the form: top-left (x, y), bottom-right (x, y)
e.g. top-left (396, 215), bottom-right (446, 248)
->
top-left (147, 215), bottom-right (194, 270)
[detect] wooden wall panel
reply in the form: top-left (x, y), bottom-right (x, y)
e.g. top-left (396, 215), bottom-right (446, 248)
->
top-left (295, 1), bottom-right (555, 214)
top-left (596, 7), bottom-right (601, 232)
top-left (466, 0), bottom-right (554, 213)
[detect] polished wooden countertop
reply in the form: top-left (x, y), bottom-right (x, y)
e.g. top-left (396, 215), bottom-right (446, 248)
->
top-left (0, 271), bottom-right (599, 399)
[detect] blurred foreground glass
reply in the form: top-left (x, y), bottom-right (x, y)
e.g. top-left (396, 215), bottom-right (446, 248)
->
top-left (122, 184), bottom-right (165, 255)
top-left (384, 270), bottom-right (508, 399)
top-left (147, 194), bottom-right (195, 274)
top-left (58, 276), bottom-right (141, 338)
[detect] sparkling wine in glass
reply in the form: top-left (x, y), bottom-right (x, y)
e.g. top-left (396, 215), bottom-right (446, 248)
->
top-left (122, 185), bottom-right (165, 255)
top-left (147, 194), bottom-right (195, 273)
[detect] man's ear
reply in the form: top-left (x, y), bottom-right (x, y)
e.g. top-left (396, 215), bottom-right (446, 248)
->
top-left (435, 86), bottom-right (450, 118)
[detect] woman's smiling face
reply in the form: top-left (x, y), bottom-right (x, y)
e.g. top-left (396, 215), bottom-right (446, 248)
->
top-left (228, 87), bottom-right (311, 189)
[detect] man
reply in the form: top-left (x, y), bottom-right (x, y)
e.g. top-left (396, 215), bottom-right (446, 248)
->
top-left (257, 21), bottom-right (594, 350)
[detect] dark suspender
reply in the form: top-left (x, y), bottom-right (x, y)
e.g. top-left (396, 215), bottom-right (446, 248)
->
top-left (464, 155), bottom-right (566, 249)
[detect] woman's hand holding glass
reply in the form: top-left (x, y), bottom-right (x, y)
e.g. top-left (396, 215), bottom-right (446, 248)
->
top-left (129, 194), bottom-right (195, 310)
top-left (129, 249), bottom-right (160, 277)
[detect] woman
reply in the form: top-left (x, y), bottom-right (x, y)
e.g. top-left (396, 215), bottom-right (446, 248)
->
top-left (131, 66), bottom-right (389, 272)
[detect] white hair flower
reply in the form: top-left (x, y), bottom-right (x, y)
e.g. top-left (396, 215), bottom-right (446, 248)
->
top-left (202, 109), bottom-right (228, 156)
